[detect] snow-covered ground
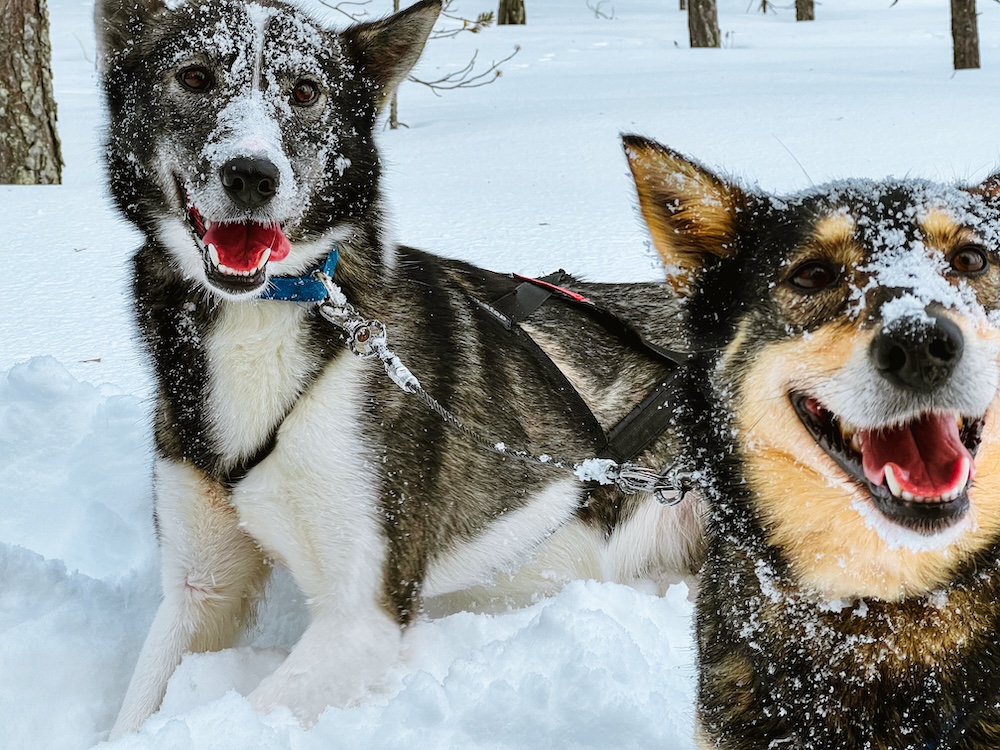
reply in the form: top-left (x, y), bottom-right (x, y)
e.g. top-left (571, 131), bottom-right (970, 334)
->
top-left (3, 1), bottom-right (1000, 747)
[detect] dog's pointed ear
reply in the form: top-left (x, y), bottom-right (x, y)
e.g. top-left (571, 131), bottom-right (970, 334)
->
top-left (968, 172), bottom-right (1000, 203)
top-left (93, 0), bottom-right (168, 75)
top-left (342, 0), bottom-right (442, 113)
top-left (623, 135), bottom-right (744, 296)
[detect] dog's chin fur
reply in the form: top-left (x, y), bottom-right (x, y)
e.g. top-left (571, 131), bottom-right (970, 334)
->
top-left (732, 321), bottom-right (1000, 601)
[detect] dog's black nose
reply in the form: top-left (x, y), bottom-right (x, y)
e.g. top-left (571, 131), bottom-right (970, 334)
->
top-left (870, 311), bottom-right (964, 392)
top-left (220, 157), bottom-right (279, 209)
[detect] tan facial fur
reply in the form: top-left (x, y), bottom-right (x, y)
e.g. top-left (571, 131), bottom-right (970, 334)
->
top-left (922, 210), bottom-right (1000, 306)
top-left (773, 214), bottom-right (863, 328)
top-left (733, 319), bottom-right (1000, 601)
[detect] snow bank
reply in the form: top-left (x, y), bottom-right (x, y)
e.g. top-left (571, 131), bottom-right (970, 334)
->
top-left (105, 582), bottom-right (696, 750)
top-left (0, 358), bottom-right (696, 749)
top-left (0, 357), bottom-right (153, 579)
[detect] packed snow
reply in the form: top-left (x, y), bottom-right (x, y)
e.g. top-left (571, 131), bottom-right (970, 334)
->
top-left (4, 0), bottom-right (1000, 747)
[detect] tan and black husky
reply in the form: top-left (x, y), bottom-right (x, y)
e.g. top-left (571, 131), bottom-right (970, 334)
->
top-left (95, 0), bottom-right (702, 738)
top-left (625, 135), bottom-right (1000, 749)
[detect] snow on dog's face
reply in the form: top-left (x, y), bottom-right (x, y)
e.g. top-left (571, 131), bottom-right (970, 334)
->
top-left (95, 0), bottom-right (439, 299)
top-left (625, 135), bottom-right (1000, 600)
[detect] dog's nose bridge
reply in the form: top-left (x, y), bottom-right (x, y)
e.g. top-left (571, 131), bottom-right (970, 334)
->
top-left (864, 283), bottom-right (940, 317)
top-left (208, 95), bottom-right (290, 203)
top-left (862, 282), bottom-right (960, 326)
top-left (870, 306), bottom-right (964, 393)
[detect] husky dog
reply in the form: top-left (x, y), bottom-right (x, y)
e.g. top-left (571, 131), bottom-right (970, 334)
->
top-left (96, 0), bottom-right (701, 737)
top-left (625, 135), bottom-right (1000, 749)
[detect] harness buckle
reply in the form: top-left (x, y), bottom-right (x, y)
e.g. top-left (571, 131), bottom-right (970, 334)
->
top-left (610, 463), bottom-right (690, 506)
top-left (349, 320), bottom-right (386, 357)
top-left (655, 468), bottom-right (696, 506)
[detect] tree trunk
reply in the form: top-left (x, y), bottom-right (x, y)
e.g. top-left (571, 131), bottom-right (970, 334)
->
top-left (389, 0), bottom-right (400, 129)
top-left (0, 0), bottom-right (62, 184)
top-left (680, 0), bottom-right (687, 10)
top-left (688, 0), bottom-right (720, 48)
top-left (951, 0), bottom-right (980, 70)
top-left (795, 0), bottom-right (814, 22)
top-left (498, 0), bottom-right (526, 25)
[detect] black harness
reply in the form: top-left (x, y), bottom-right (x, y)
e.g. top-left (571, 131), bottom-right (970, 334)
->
top-left (474, 270), bottom-right (691, 472)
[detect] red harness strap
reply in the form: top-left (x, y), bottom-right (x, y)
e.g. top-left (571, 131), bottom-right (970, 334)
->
top-left (513, 273), bottom-right (592, 304)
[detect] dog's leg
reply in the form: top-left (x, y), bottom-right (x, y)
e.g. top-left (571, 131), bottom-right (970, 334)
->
top-left (236, 469), bottom-right (405, 724)
top-left (248, 601), bottom-right (403, 724)
top-left (110, 459), bottom-right (268, 739)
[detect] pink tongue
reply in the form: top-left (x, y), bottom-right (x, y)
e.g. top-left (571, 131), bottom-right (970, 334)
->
top-left (861, 413), bottom-right (973, 498)
top-left (203, 221), bottom-right (291, 271)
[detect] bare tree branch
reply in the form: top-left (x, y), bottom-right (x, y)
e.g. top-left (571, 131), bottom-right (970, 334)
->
top-left (432, 10), bottom-right (495, 38)
top-left (409, 45), bottom-right (520, 95)
top-left (315, 0), bottom-right (372, 22)
top-left (318, 1), bottom-right (516, 128)
top-left (586, 0), bottom-right (616, 20)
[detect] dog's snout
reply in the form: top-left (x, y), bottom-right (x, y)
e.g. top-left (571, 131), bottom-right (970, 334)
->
top-left (871, 311), bottom-right (964, 393)
top-left (220, 157), bottom-right (279, 209)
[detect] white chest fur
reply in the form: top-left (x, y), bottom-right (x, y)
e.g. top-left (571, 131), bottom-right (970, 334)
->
top-left (204, 301), bottom-right (316, 467)
top-left (202, 300), bottom-right (384, 599)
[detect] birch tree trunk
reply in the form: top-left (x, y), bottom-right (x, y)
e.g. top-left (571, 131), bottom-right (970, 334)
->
top-left (951, 0), bottom-right (980, 70)
top-left (688, 0), bottom-right (720, 48)
top-left (0, 0), bottom-right (63, 184)
top-left (498, 0), bottom-right (526, 25)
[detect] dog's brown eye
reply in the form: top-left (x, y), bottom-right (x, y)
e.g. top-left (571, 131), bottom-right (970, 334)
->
top-left (291, 80), bottom-right (320, 106)
top-left (948, 244), bottom-right (989, 276)
top-left (788, 260), bottom-right (841, 292)
top-left (177, 66), bottom-right (212, 92)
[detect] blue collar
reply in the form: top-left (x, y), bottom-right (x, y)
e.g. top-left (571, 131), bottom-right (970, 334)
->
top-left (259, 246), bottom-right (339, 302)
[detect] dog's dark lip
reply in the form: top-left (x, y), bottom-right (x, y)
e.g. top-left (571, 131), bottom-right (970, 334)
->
top-left (184, 199), bottom-right (207, 241)
top-left (204, 257), bottom-right (268, 293)
top-left (173, 178), bottom-right (206, 239)
top-left (789, 392), bottom-right (983, 534)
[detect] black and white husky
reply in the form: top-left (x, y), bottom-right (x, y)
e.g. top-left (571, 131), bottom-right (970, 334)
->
top-left (96, 0), bottom-right (701, 737)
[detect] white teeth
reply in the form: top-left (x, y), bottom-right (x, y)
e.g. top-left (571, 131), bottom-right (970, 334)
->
top-left (850, 432), bottom-right (863, 453)
top-left (838, 420), bottom-right (862, 453)
top-left (938, 457), bottom-right (972, 502)
top-left (884, 465), bottom-right (903, 499)
top-left (956, 456), bottom-right (972, 492)
top-left (883, 457), bottom-right (971, 504)
top-left (255, 248), bottom-right (271, 271)
top-left (207, 244), bottom-right (268, 277)
top-left (218, 264), bottom-right (250, 277)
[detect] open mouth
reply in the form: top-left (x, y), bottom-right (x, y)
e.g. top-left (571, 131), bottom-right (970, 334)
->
top-left (182, 188), bottom-right (291, 295)
top-left (791, 393), bottom-right (984, 534)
